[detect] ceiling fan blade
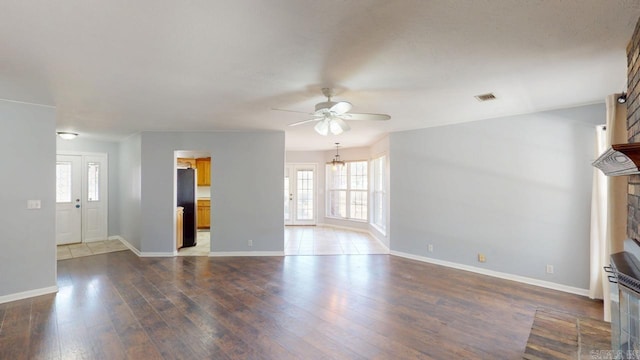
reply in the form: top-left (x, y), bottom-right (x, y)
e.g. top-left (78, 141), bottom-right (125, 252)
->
top-left (330, 117), bottom-right (350, 135)
top-left (314, 119), bottom-right (330, 136)
top-left (288, 118), bottom-right (320, 127)
top-left (341, 112), bottom-right (391, 121)
top-left (329, 101), bottom-right (352, 115)
top-left (272, 108), bottom-right (313, 115)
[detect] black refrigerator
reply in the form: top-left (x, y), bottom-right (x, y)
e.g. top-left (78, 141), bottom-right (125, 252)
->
top-left (177, 168), bottom-right (197, 247)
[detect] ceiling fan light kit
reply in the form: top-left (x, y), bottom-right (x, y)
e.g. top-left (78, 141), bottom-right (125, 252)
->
top-left (276, 88), bottom-right (391, 136)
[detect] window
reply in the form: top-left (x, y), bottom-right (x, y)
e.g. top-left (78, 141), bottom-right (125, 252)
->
top-left (327, 161), bottom-right (367, 221)
top-left (87, 162), bottom-right (100, 202)
top-left (371, 155), bottom-right (386, 232)
top-left (56, 162), bottom-right (72, 203)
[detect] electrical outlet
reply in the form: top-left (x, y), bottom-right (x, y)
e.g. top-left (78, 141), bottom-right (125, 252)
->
top-left (248, 239), bottom-right (253, 247)
top-left (546, 265), bottom-right (554, 274)
top-left (478, 253), bottom-right (486, 263)
top-left (428, 244), bottom-right (434, 252)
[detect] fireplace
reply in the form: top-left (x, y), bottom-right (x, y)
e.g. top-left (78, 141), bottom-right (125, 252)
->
top-left (608, 240), bottom-right (640, 358)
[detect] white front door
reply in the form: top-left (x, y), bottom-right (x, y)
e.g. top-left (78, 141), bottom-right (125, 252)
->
top-left (56, 155), bottom-right (82, 245)
top-left (284, 164), bottom-right (316, 225)
top-left (56, 153), bottom-right (109, 245)
top-left (82, 155), bottom-right (108, 242)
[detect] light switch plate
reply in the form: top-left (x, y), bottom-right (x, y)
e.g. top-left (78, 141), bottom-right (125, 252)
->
top-left (27, 200), bottom-right (41, 209)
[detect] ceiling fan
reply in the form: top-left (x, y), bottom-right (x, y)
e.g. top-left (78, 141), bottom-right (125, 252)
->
top-left (274, 88), bottom-right (391, 136)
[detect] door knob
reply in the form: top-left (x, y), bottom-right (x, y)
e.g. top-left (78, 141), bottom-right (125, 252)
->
top-left (75, 204), bottom-right (80, 208)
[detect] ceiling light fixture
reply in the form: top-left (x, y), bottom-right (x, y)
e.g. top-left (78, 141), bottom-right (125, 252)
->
top-left (618, 92), bottom-right (627, 104)
top-left (57, 131), bottom-right (78, 140)
top-left (328, 142), bottom-right (345, 170)
top-left (313, 117), bottom-right (349, 136)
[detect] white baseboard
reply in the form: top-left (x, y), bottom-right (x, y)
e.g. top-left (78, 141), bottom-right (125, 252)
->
top-left (209, 251), bottom-right (284, 257)
top-left (139, 252), bottom-right (177, 257)
top-left (109, 235), bottom-right (141, 256)
top-left (390, 250), bottom-right (589, 297)
top-left (109, 236), bottom-right (174, 257)
top-left (0, 285), bottom-right (58, 304)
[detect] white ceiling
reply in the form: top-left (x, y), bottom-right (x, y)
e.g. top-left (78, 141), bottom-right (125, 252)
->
top-left (1, 1), bottom-right (639, 151)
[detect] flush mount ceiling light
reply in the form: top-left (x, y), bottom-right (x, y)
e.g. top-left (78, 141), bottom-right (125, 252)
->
top-left (57, 131), bottom-right (78, 140)
top-left (618, 92), bottom-right (627, 104)
top-left (327, 142), bottom-right (346, 170)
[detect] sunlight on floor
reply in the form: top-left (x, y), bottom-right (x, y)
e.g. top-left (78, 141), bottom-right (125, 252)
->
top-left (285, 226), bottom-right (388, 256)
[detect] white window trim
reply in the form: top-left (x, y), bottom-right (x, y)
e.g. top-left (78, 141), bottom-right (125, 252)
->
top-left (326, 160), bottom-right (369, 222)
top-left (370, 154), bottom-right (387, 235)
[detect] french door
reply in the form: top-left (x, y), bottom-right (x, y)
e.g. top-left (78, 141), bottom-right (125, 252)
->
top-left (284, 164), bottom-right (316, 225)
top-left (56, 153), bottom-right (108, 245)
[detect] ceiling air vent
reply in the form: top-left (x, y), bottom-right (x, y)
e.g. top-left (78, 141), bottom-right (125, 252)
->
top-left (474, 93), bottom-right (497, 102)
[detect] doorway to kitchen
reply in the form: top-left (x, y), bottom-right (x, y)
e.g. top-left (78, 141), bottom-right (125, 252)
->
top-left (55, 152), bottom-right (108, 245)
top-left (175, 150), bottom-right (211, 256)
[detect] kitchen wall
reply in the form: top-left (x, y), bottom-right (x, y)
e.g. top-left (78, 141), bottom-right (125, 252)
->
top-left (0, 100), bottom-right (57, 300)
top-left (390, 103), bottom-right (604, 290)
top-left (118, 134), bottom-right (142, 251)
top-left (140, 131), bottom-right (284, 253)
top-left (56, 137), bottom-right (120, 236)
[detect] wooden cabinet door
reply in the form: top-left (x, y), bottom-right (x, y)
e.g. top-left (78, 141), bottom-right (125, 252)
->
top-left (196, 158), bottom-right (211, 186)
top-left (176, 207), bottom-right (184, 249)
top-left (197, 199), bottom-right (210, 229)
top-left (177, 158), bottom-right (196, 168)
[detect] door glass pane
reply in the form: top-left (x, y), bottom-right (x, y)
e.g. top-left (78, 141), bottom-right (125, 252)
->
top-left (296, 170), bottom-right (314, 220)
top-left (87, 162), bottom-right (100, 201)
top-left (284, 172), bottom-right (290, 221)
top-left (56, 162), bottom-right (72, 203)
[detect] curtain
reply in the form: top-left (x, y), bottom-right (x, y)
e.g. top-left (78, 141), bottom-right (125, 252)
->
top-left (589, 94), bottom-right (628, 322)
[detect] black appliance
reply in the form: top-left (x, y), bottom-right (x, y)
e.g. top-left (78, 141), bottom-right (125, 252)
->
top-left (177, 168), bottom-right (197, 247)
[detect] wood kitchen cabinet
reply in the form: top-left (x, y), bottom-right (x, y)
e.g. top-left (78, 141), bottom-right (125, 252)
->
top-left (176, 206), bottom-right (184, 249)
top-left (196, 157), bottom-right (211, 186)
top-left (177, 157), bottom-right (197, 168)
top-left (197, 199), bottom-right (210, 229)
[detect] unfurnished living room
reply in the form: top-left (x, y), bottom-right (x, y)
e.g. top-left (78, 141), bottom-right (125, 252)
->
top-left (3, 1), bottom-right (640, 359)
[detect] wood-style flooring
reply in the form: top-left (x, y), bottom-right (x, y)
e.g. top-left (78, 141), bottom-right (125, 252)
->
top-left (0, 251), bottom-right (603, 359)
top-left (523, 308), bottom-right (610, 359)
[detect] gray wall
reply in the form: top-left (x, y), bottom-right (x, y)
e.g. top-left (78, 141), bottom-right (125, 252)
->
top-left (118, 134), bottom-right (142, 250)
top-left (390, 103), bottom-right (604, 289)
top-left (56, 138), bottom-right (120, 236)
top-left (0, 100), bottom-right (56, 297)
top-left (141, 131), bottom-right (285, 253)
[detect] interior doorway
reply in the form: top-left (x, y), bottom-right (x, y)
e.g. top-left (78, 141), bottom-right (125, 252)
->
top-left (284, 164), bottom-right (317, 225)
top-left (55, 153), bottom-right (108, 245)
top-left (175, 150), bottom-right (211, 256)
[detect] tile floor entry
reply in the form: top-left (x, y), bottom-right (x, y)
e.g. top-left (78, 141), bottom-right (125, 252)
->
top-left (57, 239), bottom-right (128, 260)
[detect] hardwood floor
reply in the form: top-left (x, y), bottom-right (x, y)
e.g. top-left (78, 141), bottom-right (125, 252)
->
top-left (0, 251), bottom-right (603, 359)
